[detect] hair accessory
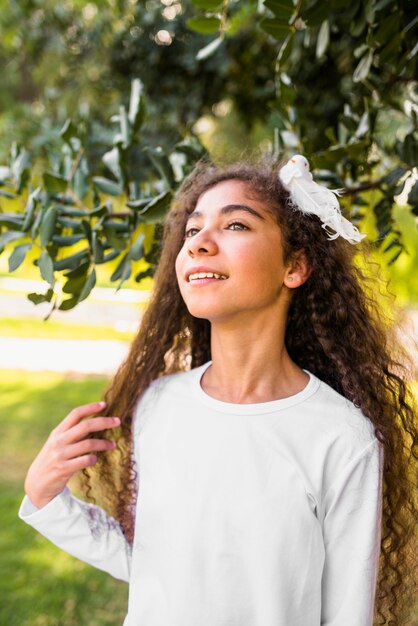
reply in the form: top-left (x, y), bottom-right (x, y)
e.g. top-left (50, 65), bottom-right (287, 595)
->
top-left (278, 155), bottom-right (366, 244)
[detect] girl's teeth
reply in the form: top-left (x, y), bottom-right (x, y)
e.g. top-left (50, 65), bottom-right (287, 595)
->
top-left (189, 272), bottom-right (227, 281)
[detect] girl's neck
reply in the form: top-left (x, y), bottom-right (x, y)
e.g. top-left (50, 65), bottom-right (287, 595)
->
top-left (202, 314), bottom-right (309, 404)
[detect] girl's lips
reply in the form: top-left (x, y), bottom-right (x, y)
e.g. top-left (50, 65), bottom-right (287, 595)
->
top-left (188, 277), bottom-right (228, 285)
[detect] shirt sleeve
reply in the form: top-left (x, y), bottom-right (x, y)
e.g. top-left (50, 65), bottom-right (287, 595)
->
top-left (320, 438), bottom-right (384, 626)
top-left (18, 486), bottom-right (131, 582)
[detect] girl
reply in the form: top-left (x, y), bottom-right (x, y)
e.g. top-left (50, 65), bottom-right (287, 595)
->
top-left (20, 155), bottom-right (417, 625)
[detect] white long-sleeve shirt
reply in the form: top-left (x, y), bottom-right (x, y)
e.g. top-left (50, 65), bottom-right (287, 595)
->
top-left (19, 362), bottom-right (383, 625)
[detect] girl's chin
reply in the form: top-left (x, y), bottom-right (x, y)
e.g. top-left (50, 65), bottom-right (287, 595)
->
top-left (186, 305), bottom-right (240, 323)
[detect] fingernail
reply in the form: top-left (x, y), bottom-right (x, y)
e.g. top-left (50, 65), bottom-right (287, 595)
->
top-left (113, 417), bottom-right (121, 425)
top-left (99, 401), bottom-right (106, 407)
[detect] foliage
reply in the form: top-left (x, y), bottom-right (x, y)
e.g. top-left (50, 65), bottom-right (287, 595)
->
top-left (0, 0), bottom-right (417, 312)
top-left (0, 78), bottom-right (207, 316)
top-left (0, 369), bottom-right (128, 626)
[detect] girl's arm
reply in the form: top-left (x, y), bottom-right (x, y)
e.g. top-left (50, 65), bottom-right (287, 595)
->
top-left (18, 486), bottom-right (131, 582)
top-left (18, 401), bottom-right (131, 582)
top-left (320, 438), bottom-right (384, 625)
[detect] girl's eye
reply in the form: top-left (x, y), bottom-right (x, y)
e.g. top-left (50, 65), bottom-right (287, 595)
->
top-left (184, 221), bottom-right (249, 238)
top-left (185, 227), bottom-right (199, 238)
top-left (228, 221), bottom-right (248, 231)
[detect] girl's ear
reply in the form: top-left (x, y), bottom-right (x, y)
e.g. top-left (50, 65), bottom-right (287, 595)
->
top-left (284, 250), bottom-right (312, 289)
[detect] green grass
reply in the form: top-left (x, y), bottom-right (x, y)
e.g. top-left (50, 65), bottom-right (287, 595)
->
top-left (0, 370), bottom-right (128, 626)
top-left (0, 317), bottom-right (135, 341)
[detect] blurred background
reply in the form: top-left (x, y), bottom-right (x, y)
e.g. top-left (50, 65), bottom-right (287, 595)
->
top-left (0, 1), bottom-right (417, 624)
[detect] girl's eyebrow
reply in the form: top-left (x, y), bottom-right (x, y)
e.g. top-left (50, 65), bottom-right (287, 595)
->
top-left (187, 204), bottom-right (266, 222)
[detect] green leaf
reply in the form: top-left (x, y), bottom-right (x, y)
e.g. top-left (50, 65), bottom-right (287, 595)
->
top-left (143, 147), bottom-right (176, 189)
top-left (191, 0), bottom-right (223, 9)
top-left (59, 296), bottom-right (79, 311)
top-left (78, 268), bottom-right (96, 302)
top-left (119, 105), bottom-right (131, 148)
top-left (126, 197), bottom-right (154, 210)
top-left (73, 161), bottom-right (89, 200)
top-left (135, 267), bottom-right (154, 282)
top-left (92, 232), bottom-right (105, 263)
top-left (383, 237), bottom-right (400, 253)
top-left (89, 205), bottom-right (109, 218)
top-left (63, 260), bottom-right (90, 279)
top-left (316, 20), bottom-right (330, 58)
top-left (27, 289), bottom-right (54, 305)
top-left (40, 206), bottom-right (58, 247)
top-left (0, 230), bottom-right (24, 253)
top-left (54, 249), bottom-right (90, 271)
top-left (0, 189), bottom-right (16, 199)
top-left (0, 214), bottom-right (24, 228)
top-left (264, 0), bottom-right (294, 21)
top-left (374, 0), bottom-right (393, 10)
top-left (407, 181), bottom-right (418, 205)
top-left (102, 250), bottom-right (120, 263)
top-left (388, 249), bottom-right (403, 265)
top-left (11, 144), bottom-right (30, 192)
top-left (110, 253), bottom-right (132, 289)
top-left (396, 133), bottom-right (418, 165)
top-left (56, 216), bottom-right (83, 229)
top-left (43, 172), bottom-right (68, 193)
top-left (22, 187), bottom-right (41, 231)
top-left (102, 147), bottom-right (123, 182)
top-left (353, 49), bottom-right (373, 82)
top-left (187, 17), bottom-right (222, 34)
top-left (60, 119), bottom-right (78, 144)
top-left (103, 227), bottom-right (128, 252)
top-left (302, 1), bottom-right (330, 26)
top-left (259, 18), bottom-right (291, 40)
top-left (373, 13), bottom-right (399, 46)
top-left (8, 243), bottom-right (32, 272)
top-left (128, 232), bottom-right (145, 261)
top-left (277, 33), bottom-right (294, 65)
top-left (55, 205), bottom-right (87, 217)
top-left (137, 191), bottom-right (173, 224)
top-left (52, 234), bottom-right (85, 246)
top-left (62, 270), bottom-right (88, 294)
top-left (128, 78), bottom-right (146, 134)
top-left (384, 166), bottom-right (407, 187)
top-left (93, 176), bottom-right (123, 196)
top-left (38, 251), bottom-right (55, 286)
top-left (196, 36), bottom-right (223, 60)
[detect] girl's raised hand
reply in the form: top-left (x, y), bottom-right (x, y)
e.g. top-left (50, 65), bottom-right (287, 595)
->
top-left (24, 401), bottom-right (120, 510)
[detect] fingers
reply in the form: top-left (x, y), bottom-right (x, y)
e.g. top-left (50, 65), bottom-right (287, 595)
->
top-left (66, 438), bottom-right (117, 458)
top-left (62, 416), bottom-right (121, 445)
top-left (64, 454), bottom-right (101, 474)
top-left (55, 401), bottom-right (107, 434)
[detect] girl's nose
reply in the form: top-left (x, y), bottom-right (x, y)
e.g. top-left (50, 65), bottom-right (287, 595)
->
top-left (187, 229), bottom-right (218, 257)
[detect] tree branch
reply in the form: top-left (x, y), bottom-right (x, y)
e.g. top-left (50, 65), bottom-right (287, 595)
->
top-left (339, 178), bottom-right (385, 196)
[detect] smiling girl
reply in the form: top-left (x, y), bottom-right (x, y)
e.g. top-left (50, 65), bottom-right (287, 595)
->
top-left (20, 155), bottom-right (417, 625)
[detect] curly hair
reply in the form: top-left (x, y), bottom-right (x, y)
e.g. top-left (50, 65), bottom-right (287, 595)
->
top-left (80, 155), bottom-right (418, 625)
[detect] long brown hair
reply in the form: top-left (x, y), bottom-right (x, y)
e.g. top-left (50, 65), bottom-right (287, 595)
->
top-left (81, 155), bottom-right (417, 625)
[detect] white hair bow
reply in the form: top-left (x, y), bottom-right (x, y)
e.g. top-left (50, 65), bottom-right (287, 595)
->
top-left (278, 155), bottom-right (366, 245)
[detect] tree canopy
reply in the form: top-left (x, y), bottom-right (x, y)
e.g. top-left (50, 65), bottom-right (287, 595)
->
top-left (0, 0), bottom-right (416, 315)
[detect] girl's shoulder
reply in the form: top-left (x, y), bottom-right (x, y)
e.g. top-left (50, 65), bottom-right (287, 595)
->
top-left (306, 372), bottom-right (379, 460)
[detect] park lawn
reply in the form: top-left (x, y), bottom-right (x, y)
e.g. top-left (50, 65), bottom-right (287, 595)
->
top-left (0, 317), bottom-right (135, 341)
top-left (0, 370), bottom-right (128, 626)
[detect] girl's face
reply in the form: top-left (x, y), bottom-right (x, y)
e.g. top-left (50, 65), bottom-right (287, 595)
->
top-left (175, 179), bottom-right (294, 324)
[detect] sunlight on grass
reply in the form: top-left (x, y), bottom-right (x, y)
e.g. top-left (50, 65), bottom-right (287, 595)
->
top-left (0, 371), bottom-right (128, 626)
top-left (0, 317), bottom-right (136, 341)
top-left (0, 370), bottom-right (109, 482)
